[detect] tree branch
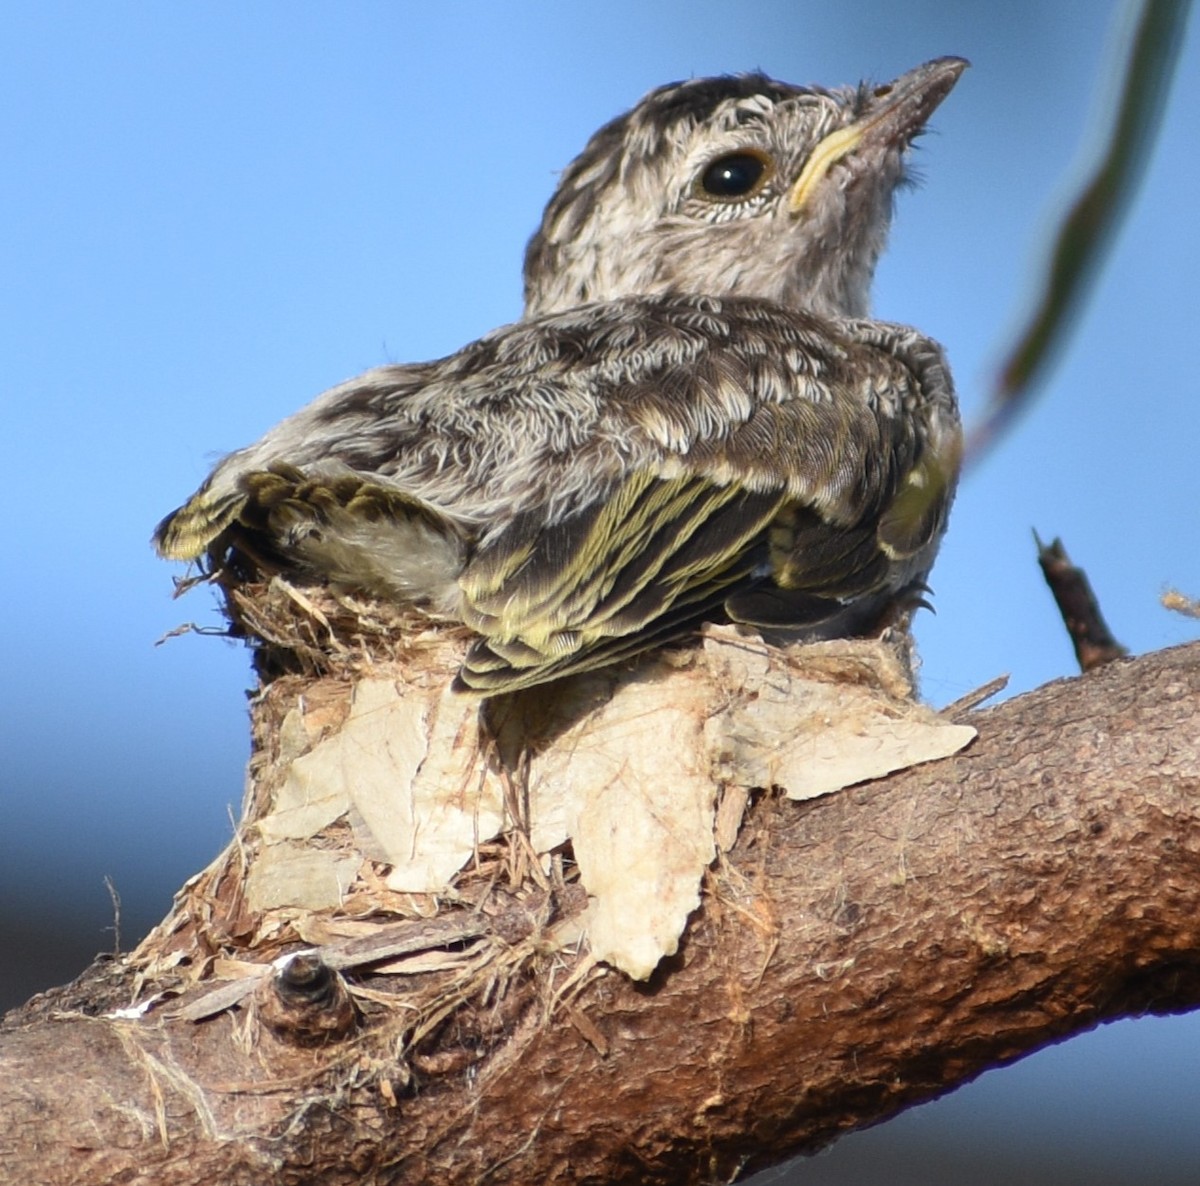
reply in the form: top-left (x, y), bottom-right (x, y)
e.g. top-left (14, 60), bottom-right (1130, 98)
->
top-left (3, 640), bottom-right (1198, 1185)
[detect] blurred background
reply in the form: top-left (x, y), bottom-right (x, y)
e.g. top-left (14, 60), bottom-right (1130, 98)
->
top-left (2, 3), bottom-right (1197, 1182)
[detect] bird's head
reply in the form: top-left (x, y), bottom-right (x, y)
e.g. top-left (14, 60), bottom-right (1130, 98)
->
top-left (524, 58), bottom-right (966, 320)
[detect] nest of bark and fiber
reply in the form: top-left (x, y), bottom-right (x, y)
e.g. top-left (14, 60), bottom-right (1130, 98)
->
top-left (132, 565), bottom-right (972, 1119)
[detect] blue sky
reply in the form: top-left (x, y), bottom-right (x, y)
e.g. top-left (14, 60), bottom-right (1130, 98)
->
top-left (2, 3), bottom-right (1198, 1181)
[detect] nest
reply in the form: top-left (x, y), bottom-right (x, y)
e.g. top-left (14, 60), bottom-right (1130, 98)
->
top-left (133, 567), bottom-right (974, 1086)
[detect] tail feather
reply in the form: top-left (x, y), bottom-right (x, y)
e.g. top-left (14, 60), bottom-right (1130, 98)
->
top-left (153, 488), bottom-right (248, 561)
top-left (154, 465), bottom-right (467, 609)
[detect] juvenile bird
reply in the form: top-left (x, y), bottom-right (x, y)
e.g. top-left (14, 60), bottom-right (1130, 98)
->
top-left (155, 58), bottom-right (966, 695)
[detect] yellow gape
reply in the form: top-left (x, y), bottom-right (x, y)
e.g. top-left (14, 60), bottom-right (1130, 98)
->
top-left (788, 121), bottom-right (868, 214)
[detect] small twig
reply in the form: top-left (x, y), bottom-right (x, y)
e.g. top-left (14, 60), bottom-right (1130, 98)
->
top-left (154, 621), bottom-right (231, 646)
top-left (942, 673), bottom-right (1011, 718)
top-left (1035, 532), bottom-right (1128, 672)
top-left (103, 876), bottom-right (122, 956)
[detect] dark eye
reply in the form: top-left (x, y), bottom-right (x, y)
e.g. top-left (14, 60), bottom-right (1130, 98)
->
top-left (697, 151), bottom-right (772, 200)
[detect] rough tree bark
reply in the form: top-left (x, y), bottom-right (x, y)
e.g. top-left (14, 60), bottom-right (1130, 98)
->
top-left (2, 627), bottom-right (1198, 1186)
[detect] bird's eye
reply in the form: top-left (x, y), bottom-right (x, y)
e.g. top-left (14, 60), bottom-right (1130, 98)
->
top-left (696, 151), bottom-right (773, 201)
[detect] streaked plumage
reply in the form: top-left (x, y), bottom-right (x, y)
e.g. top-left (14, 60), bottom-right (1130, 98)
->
top-left (155, 59), bottom-right (966, 694)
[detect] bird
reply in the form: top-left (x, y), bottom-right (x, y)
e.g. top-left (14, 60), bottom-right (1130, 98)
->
top-left (154, 57), bottom-right (967, 696)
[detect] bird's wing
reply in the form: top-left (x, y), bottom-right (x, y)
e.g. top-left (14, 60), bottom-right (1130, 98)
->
top-left (457, 469), bottom-right (788, 690)
top-left (452, 299), bottom-right (959, 692)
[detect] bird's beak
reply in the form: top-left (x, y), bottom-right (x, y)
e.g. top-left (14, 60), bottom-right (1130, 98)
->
top-left (787, 56), bottom-right (968, 214)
